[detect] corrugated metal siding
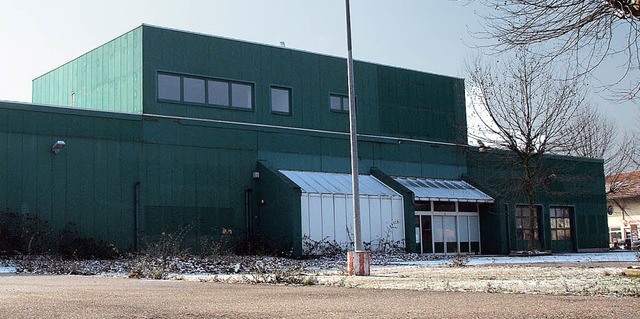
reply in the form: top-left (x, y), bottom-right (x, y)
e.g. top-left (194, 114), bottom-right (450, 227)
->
top-left (32, 26), bottom-right (143, 114)
top-left (141, 25), bottom-right (465, 144)
top-left (280, 170), bottom-right (400, 197)
top-left (394, 177), bottom-right (494, 203)
top-left (0, 101), bottom-right (142, 249)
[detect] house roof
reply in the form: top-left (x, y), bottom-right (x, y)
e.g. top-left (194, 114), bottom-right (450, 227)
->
top-left (606, 171), bottom-right (640, 199)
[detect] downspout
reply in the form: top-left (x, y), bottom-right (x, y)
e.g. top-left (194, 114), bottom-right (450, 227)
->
top-left (505, 204), bottom-right (511, 253)
top-left (134, 182), bottom-right (141, 251)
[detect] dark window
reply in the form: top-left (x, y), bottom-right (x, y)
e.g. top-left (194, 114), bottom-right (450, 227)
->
top-left (207, 80), bottom-right (229, 106)
top-left (433, 201), bottom-right (455, 212)
top-left (458, 202), bottom-right (479, 212)
top-left (183, 77), bottom-right (205, 104)
top-left (157, 74), bottom-right (181, 101)
top-left (330, 93), bottom-right (349, 112)
top-left (414, 201), bottom-right (431, 211)
top-left (157, 72), bottom-right (253, 110)
top-left (271, 86), bottom-right (291, 114)
top-left (231, 83), bottom-right (252, 109)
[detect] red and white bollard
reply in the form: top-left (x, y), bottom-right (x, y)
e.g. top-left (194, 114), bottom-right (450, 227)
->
top-left (347, 251), bottom-right (371, 276)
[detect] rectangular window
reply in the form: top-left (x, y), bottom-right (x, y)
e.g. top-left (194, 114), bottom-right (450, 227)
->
top-left (414, 201), bottom-right (431, 212)
top-left (208, 80), bottom-right (229, 106)
top-left (515, 205), bottom-right (540, 241)
top-left (157, 72), bottom-right (253, 111)
top-left (433, 201), bottom-right (455, 212)
top-left (458, 202), bottom-right (479, 213)
top-left (231, 83), bottom-right (253, 109)
top-left (550, 207), bottom-right (572, 241)
top-left (183, 77), bottom-right (205, 104)
top-left (158, 74), bottom-right (181, 101)
top-left (330, 94), bottom-right (349, 112)
top-left (271, 86), bottom-right (291, 114)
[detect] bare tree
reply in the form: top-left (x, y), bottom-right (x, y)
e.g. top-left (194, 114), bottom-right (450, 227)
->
top-left (467, 49), bottom-right (584, 250)
top-left (562, 105), bottom-right (640, 178)
top-left (476, 0), bottom-right (640, 101)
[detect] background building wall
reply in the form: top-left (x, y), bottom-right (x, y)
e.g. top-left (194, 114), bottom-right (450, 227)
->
top-left (466, 150), bottom-right (608, 253)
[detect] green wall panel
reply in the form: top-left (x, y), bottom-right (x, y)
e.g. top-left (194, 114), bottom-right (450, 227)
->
top-left (32, 27), bottom-right (143, 114)
top-left (466, 150), bottom-right (608, 253)
top-left (141, 25), bottom-right (465, 144)
top-left (0, 102), bottom-right (142, 250)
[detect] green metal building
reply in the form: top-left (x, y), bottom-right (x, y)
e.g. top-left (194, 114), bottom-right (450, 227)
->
top-left (0, 25), bottom-right (607, 256)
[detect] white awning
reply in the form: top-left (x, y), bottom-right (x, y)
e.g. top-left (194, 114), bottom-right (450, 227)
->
top-left (394, 177), bottom-right (494, 203)
top-left (280, 170), bottom-right (400, 197)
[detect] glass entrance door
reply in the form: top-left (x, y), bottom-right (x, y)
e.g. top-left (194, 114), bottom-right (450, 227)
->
top-left (415, 215), bottom-right (433, 253)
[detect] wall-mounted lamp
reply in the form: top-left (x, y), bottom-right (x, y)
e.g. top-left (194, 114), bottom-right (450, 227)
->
top-left (51, 141), bottom-right (66, 154)
top-left (477, 140), bottom-right (490, 153)
top-left (252, 171), bottom-right (260, 179)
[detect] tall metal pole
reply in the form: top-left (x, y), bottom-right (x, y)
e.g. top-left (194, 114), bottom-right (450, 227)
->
top-left (345, 0), bottom-right (362, 252)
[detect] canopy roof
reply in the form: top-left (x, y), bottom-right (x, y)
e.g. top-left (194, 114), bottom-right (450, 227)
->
top-left (394, 177), bottom-right (493, 203)
top-left (280, 170), bottom-right (400, 197)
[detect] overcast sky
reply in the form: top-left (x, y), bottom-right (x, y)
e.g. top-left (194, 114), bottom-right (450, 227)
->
top-left (0, 0), bottom-right (637, 132)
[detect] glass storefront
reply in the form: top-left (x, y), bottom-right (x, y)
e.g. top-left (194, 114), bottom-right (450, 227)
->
top-left (415, 201), bottom-right (481, 254)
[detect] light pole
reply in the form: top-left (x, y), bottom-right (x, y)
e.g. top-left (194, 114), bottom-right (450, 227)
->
top-left (345, 0), bottom-right (370, 276)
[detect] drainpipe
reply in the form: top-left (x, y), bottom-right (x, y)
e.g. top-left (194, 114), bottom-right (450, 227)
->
top-left (134, 182), bottom-right (141, 251)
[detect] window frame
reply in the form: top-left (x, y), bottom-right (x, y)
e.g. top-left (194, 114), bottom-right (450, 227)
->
top-left (515, 205), bottom-right (542, 241)
top-left (270, 85), bottom-right (292, 115)
top-left (156, 71), bottom-right (254, 111)
top-left (329, 93), bottom-right (350, 113)
top-left (157, 73), bottom-right (182, 102)
top-left (550, 206), bottom-right (573, 241)
top-left (182, 76), bottom-right (206, 105)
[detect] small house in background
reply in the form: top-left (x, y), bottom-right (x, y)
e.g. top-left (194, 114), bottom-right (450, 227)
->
top-left (606, 171), bottom-right (640, 249)
top-left (0, 25), bottom-right (609, 256)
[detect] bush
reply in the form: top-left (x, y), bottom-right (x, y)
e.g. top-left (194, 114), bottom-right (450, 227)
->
top-left (0, 210), bottom-right (119, 259)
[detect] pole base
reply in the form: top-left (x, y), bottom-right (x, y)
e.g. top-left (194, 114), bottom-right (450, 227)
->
top-left (347, 251), bottom-right (371, 276)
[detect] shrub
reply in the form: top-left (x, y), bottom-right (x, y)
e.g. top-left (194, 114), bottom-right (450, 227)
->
top-left (0, 210), bottom-right (119, 259)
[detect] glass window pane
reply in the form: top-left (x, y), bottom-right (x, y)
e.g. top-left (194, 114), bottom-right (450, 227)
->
top-left (458, 202), bottom-right (478, 212)
top-left (330, 95), bottom-right (342, 110)
top-left (434, 201), bottom-right (455, 212)
top-left (183, 77), bottom-right (205, 103)
top-left (158, 74), bottom-right (181, 101)
top-left (432, 216), bottom-right (443, 243)
top-left (414, 201), bottom-right (431, 211)
top-left (231, 83), bottom-right (252, 109)
top-left (459, 216), bottom-right (469, 242)
top-left (444, 216), bottom-right (457, 242)
top-left (469, 216), bottom-right (480, 242)
top-left (271, 87), bottom-right (290, 113)
top-left (208, 80), bottom-right (229, 106)
top-left (342, 97), bottom-right (350, 110)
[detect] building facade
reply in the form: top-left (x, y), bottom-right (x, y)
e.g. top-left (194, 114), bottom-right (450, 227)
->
top-left (606, 171), bottom-right (640, 248)
top-left (0, 25), bottom-right (608, 256)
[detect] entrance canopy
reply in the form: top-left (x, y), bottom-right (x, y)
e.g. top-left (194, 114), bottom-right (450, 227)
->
top-left (280, 170), bottom-right (400, 197)
top-left (394, 177), bottom-right (494, 203)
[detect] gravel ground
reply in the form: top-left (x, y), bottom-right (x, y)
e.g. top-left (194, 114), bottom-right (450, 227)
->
top-left (2, 252), bottom-right (639, 298)
top-left (0, 275), bottom-right (638, 319)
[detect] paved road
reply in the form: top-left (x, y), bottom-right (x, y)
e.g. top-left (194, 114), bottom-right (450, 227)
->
top-left (0, 275), bottom-right (637, 318)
